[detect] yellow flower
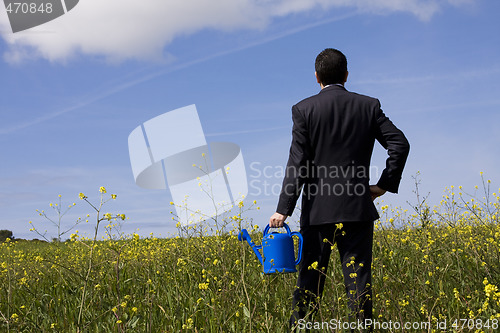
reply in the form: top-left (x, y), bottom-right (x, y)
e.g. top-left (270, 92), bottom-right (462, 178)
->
top-left (182, 318), bottom-right (194, 329)
top-left (308, 261), bottom-right (318, 270)
top-left (111, 194), bottom-right (117, 199)
top-left (99, 186), bottom-right (107, 194)
top-left (453, 288), bottom-right (460, 300)
top-left (485, 283), bottom-right (499, 298)
top-left (79, 193), bottom-right (87, 200)
top-left (199, 282), bottom-right (209, 290)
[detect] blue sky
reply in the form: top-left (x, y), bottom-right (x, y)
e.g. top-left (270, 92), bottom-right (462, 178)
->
top-left (1, 0), bottom-right (499, 240)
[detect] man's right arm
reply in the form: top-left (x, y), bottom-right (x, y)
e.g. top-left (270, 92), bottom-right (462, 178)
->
top-left (373, 101), bottom-right (410, 194)
top-left (370, 185), bottom-right (386, 201)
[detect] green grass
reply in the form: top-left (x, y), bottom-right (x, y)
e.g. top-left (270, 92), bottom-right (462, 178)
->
top-left (1, 179), bottom-right (500, 332)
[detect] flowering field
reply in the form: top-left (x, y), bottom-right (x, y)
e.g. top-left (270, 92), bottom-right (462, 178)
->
top-left (1, 177), bottom-right (500, 332)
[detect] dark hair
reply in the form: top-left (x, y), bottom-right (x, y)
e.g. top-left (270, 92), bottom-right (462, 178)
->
top-left (315, 48), bottom-right (348, 85)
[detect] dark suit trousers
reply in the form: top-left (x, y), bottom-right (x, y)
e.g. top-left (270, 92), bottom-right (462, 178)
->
top-left (290, 221), bottom-right (374, 332)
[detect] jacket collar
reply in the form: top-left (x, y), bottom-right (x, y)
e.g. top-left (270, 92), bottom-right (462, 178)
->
top-left (319, 84), bottom-right (347, 94)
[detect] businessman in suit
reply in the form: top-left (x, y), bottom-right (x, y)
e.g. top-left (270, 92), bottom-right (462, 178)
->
top-left (269, 48), bottom-right (410, 331)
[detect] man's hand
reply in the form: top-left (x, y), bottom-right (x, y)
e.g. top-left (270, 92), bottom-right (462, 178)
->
top-left (269, 212), bottom-right (287, 228)
top-left (370, 185), bottom-right (386, 201)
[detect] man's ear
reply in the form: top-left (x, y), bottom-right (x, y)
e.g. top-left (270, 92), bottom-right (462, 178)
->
top-left (344, 71), bottom-right (349, 83)
top-left (315, 71), bottom-right (321, 84)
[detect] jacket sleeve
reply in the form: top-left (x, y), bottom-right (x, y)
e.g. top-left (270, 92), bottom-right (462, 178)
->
top-left (276, 105), bottom-right (312, 216)
top-left (373, 101), bottom-right (410, 193)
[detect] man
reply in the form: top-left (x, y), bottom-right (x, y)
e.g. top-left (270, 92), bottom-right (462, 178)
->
top-left (269, 48), bottom-right (409, 331)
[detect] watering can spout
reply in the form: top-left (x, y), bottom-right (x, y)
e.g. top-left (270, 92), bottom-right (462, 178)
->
top-left (238, 229), bottom-right (263, 265)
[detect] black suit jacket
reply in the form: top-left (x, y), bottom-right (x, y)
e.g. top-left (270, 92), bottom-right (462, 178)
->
top-left (276, 85), bottom-right (410, 226)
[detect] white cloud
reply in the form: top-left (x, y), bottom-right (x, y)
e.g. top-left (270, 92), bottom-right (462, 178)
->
top-left (0, 0), bottom-right (474, 63)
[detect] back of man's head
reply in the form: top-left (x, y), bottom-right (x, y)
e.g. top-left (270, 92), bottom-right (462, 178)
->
top-left (315, 49), bottom-right (348, 85)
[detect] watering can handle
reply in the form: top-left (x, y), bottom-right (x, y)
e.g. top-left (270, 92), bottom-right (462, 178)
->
top-left (262, 223), bottom-right (291, 236)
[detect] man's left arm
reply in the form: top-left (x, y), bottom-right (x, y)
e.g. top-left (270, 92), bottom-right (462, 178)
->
top-left (270, 105), bottom-right (311, 227)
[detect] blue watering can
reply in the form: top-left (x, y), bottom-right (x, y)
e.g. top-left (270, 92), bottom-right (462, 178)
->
top-left (238, 224), bottom-right (303, 274)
